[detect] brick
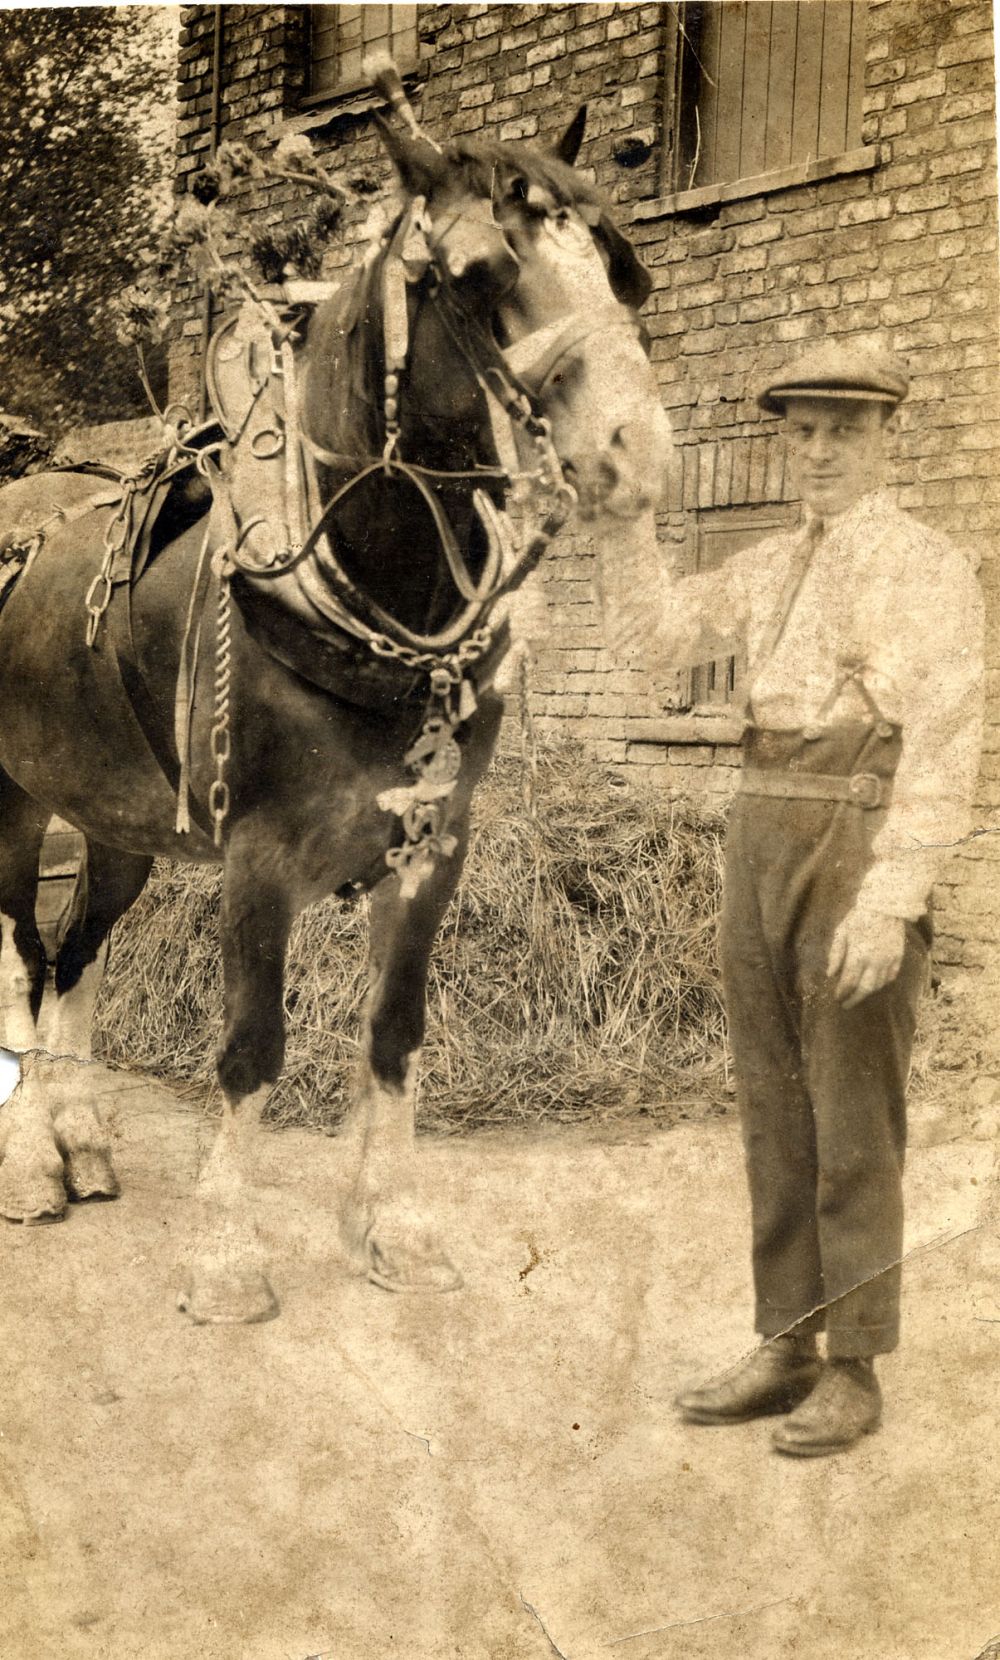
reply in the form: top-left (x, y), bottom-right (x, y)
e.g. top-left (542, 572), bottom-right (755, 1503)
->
top-left (717, 247), bottom-right (768, 276)
top-left (818, 173), bottom-right (875, 204)
top-left (526, 36), bottom-right (565, 66)
top-left (878, 110), bottom-right (908, 138)
top-left (789, 284), bottom-right (841, 312)
top-left (826, 251), bottom-right (881, 280)
top-left (893, 70), bottom-right (949, 104)
top-left (896, 183), bottom-right (953, 213)
top-left (451, 108), bottom-right (486, 134)
top-left (458, 83), bottom-right (494, 108)
top-left (940, 91), bottom-right (996, 121)
top-left (737, 220), bottom-right (783, 246)
top-left (929, 147), bottom-right (987, 178)
top-left (868, 56), bottom-right (906, 85)
top-left (937, 32), bottom-right (994, 66)
top-left (838, 198), bottom-right (892, 226)
top-left (946, 59), bottom-right (996, 96)
top-left (720, 199), bottom-right (766, 226)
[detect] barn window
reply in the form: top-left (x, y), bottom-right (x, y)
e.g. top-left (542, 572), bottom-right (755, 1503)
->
top-left (684, 503), bottom-right (800, 711)
top-left (668, 1), bottom-right (866, 195)
top-left (309, 5), bottom-right (419, 100)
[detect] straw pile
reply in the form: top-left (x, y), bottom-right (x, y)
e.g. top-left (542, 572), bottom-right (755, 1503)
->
top-left (94, 741), bottom-right (730, 1133)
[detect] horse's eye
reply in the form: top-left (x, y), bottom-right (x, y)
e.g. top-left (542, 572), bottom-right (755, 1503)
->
top-left (508, 176), bottom-right (528, 204)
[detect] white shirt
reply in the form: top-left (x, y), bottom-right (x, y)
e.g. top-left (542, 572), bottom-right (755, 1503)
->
top-left (598, 491), bottom-right (985, 919)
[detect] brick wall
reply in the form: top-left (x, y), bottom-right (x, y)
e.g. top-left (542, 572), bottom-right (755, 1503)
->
top-left (171, 1), bottom-right (999, 967)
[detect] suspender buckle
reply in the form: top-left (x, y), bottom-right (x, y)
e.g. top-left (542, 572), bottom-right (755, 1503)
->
top-left (848, 772), bottom-right (884, 809)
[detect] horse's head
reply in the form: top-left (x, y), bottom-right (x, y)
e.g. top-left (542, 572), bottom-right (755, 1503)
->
top-left (374, 108), bottom-right (672, 524)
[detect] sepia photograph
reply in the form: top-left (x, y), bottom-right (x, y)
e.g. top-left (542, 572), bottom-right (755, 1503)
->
top-left (0, 2), bottom-right (998, 1655)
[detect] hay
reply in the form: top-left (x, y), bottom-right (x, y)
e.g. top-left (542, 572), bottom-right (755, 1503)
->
top-left (94, 740), bottom-right (730, 1133)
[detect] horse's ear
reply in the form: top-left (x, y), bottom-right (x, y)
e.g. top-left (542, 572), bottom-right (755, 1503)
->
top-left (554, 106), bottom-right (587, 166)
top-left (596, 215), bottom-right (653, 310)
top-left (373, 113), bottom-right (447, 196)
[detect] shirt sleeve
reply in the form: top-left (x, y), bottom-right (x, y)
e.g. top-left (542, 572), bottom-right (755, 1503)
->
top-left (855, 529), bottom-right (985, 920)
top-left (593, 513), bottom-right (756, 671)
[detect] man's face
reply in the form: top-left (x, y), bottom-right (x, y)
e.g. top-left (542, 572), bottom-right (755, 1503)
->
top-left (783, 396), bottom-right (889, 518)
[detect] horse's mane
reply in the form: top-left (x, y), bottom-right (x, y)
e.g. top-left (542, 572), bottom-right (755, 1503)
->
top-left (445, 137), bottom-right (651, 311)
top-left (442, 137), bottom-right (607, 215)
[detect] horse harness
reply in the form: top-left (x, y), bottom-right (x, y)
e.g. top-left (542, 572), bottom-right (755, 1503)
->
top-left (3, 211), bottom-right (632, 894)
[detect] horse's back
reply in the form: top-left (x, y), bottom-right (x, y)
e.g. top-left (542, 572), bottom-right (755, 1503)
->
top-left (0, 467), bottom-right (120, 539)
top-left (0, 469), bottom-right (214, 855)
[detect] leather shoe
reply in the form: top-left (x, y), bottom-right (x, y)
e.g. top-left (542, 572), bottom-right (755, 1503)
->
top-left (674, 1335), bottom-right (821, 1425)
top-left (772, 1359), bottom-right (882, 1457)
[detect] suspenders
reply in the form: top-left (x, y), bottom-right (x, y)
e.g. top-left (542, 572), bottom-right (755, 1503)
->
top-left (746, 517), bottom-right (893, 737)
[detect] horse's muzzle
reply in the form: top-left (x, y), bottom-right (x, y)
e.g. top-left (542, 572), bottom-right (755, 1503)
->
top-left (567, 416), bottom-right (672, 523)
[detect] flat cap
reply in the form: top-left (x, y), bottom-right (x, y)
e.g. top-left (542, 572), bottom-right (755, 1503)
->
top-left (757, 343), bottom-right (909, 413)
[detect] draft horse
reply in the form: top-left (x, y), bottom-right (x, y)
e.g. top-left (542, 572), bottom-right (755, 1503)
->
top-left (0, 103), bottom-right (671, 1321)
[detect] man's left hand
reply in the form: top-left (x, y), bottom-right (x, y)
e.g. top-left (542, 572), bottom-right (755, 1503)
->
top-left (827, 908), bottom-right (906, 1009)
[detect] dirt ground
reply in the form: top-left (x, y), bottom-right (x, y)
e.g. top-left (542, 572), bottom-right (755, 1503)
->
top-left (1, 1064), bottom-right (998, 1660)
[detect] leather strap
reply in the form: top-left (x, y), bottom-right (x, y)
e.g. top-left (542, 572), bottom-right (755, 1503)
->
top-left (739, 767), bottom-right (893, 810)
top-left (173, 523), bottom-right (216, 834)
top-left (503, 304), bottom-right (637, 396)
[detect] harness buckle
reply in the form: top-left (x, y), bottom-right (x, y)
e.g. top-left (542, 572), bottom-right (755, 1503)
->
top-left (848, 772), bottom-right (884, 809)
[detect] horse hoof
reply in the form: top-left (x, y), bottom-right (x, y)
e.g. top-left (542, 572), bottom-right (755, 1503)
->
top-left (367, 1239), bottom-right (463, 1294)
top-left (64, 1150), bottom-right (120, 1204)
top-left (0, 1168), bottom-right (66, 1225)
top-left (3, 1204), bottom-right (66, 1227)
top-left (177, 1265), bottom-right (280, 1325)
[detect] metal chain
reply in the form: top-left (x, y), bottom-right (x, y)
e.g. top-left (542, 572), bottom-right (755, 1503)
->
top-left (208, 554), bottom-right (233, 847)
top-left (84, 486), bottom-right (134, 647)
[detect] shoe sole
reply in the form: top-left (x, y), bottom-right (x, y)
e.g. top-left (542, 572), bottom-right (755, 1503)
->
top-left (772, 1419), bottom-right (882, 1457)
top-left (678, 1391), bottom-right (820, 1426)
top-left (674, 1374), bottom-right (820, 1427)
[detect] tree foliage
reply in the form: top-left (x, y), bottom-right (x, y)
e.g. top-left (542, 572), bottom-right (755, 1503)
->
top-left (0, 7), bottom-right (174, 433)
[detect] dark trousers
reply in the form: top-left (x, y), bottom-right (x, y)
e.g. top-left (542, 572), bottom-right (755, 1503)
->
top-left (719, 724), bottom-right (930, 1359)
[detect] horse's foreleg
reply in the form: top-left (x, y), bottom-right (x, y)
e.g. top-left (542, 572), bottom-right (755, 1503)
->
top-left (0, 778), bottom-right (61, 1221)
top-left (50, 845), bottom-right (153, 1202)
top-left (342, 696), bottom-right (503, 1291)
top-left (176, 860), bottom-right (287, 1324)
top-left (341, 849), bottom-right (468, 1292)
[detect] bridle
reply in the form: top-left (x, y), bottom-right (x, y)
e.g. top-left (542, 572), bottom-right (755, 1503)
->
top-left (208, 200), bottom-right (642, 662)
top-left (188, 191), bottom-right (644, 872)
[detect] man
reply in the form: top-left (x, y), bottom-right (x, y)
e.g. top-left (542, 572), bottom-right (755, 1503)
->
top-left (598, 343), bottom-right (984, 1455)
